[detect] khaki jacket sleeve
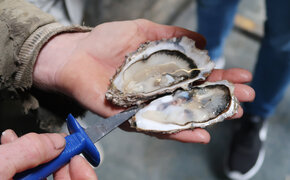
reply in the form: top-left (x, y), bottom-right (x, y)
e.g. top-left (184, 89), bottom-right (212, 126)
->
top-left (0, 0), bottom-right (55, 90)
top-left (0, 0), bottom-right (91, 91)
top-left (0, 0), bottom-right (91, 134)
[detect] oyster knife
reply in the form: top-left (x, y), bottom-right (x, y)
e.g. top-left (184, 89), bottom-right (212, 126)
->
top-left (14, 107), bottom-right (140, 180)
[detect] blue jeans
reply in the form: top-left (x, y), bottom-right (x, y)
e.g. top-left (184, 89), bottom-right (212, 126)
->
top-left (197, 0), bottom-right (290, 118)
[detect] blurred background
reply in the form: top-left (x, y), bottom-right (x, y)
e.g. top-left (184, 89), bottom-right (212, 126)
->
top-left (32, 0), bottom-right (290, 179)
top-left (79, 0), bottom-right (290, 180)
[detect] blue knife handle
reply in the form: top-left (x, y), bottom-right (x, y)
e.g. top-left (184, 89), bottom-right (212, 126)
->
top-left (14, 114), bottom-right (100, 180)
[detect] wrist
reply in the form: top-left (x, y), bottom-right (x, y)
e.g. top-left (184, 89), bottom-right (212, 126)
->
top-left (33, 32), bottom-right (89, 91)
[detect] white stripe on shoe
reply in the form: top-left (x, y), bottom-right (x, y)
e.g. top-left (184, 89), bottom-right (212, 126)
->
top-left (225, 122), bottom-right (268, 180)
top-left (226, 146), bottom-right (265, 180)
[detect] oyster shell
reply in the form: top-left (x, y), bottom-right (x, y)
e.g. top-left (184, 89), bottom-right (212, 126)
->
top-left (130, 80), bottom-right (239, 133)
top-left (106, 36), bottom-right (215, 107)
top-left (105, 36), bottom-right (239, 133)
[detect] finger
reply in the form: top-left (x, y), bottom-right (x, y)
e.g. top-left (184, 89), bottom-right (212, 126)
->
top-left (70, 155), bottom-right (98, 180)
top-left (152, 128), bottom-right (210, 143)
top-left (207, 68), bottom-right (252, 83)
top-left (230, 106), bottom-right (243, 119)
top-left (234, 84), bottom-right (255, 102)
top-left (1, 129), bottom-right (18, 144)
top-left (0, 133), bottom-right (65, 179)
top-left (60, 133), bottom-right (67, 138)
top-left (53, 164), bottom-right (71, 180)
top-left (134, 19), bottom-right (207, 49)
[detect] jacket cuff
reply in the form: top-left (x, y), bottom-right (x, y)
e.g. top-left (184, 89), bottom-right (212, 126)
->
top-left (14, 22), bottom-right (92, 89)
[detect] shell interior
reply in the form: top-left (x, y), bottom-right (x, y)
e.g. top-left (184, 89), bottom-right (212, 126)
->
top-left (115, 50), bottom-right (202, 94)
top-left (131, 80), bottom-right (238, 133)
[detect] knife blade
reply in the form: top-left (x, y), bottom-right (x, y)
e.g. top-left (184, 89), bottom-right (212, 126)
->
top-left (85, 106), bottom-right (140, 143)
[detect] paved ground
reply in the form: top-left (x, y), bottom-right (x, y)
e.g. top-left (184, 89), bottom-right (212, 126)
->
top-left (80, 0), bottom-right (290, 179)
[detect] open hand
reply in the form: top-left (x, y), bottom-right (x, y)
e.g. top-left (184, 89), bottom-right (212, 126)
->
top-left (34, 19), bottom-right (255, 144)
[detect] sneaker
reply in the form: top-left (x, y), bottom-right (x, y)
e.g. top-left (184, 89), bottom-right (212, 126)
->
top-left (225, 114), bottom-right (268, 180)
top-left (213, 56), bottom-right (226, 69)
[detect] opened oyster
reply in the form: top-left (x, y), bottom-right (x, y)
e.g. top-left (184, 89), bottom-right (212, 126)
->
top-left (130, 81), bottom-right (238, 133)
top-left (106, 36), bottom-right (239, 133)
top-left (106, 36), bottom-right (215, 107)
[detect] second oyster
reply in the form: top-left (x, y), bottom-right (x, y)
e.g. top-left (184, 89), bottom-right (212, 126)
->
top-left (130, 80), bottom-right (239, 133)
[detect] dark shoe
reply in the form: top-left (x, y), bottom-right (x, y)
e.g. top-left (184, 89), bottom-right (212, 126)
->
top-left (225, 114), bottom-right (268, 180)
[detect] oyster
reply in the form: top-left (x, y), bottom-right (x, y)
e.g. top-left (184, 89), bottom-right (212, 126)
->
top-left (130, 80), bottom-right (239, 133)
top-left (106, 36), bottom-right (215, 107)
top-left (106, 36), bottom-right (239, 133)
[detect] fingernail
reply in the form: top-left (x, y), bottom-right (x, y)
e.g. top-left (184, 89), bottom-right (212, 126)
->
top-left (2, 129), bottom-right (17, 139)
top-left (51, 134), bottom-right (66, 150)
top-left (1, 130), bottom-right (7, 136)
top-left (1, 129), bottom-right (11, 136)
top-left (1, 129), bottom-right (16, 144)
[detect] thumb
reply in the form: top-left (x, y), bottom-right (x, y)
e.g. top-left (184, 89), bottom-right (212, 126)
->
top-left (0, 133), bottom-right (65, 179)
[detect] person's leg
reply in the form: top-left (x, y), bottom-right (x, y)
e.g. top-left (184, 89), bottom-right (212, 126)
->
top-left (197, 0), bottom-right (240, 60)
top-left (227, 0), bottom-right (290, 179)
top-left (244, 0), bottom-right (290, 118)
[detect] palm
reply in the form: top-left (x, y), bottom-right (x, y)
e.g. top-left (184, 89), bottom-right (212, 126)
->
top-left (58, 21), bottom-right (150, 117)
top-left (58, 20), bottom-right (206, 117)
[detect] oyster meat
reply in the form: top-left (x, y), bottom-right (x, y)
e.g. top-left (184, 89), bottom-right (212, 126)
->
top-left (106, 36), bottom-right (215, 107)
top-left (130, 80), bottom-right (238, 133)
